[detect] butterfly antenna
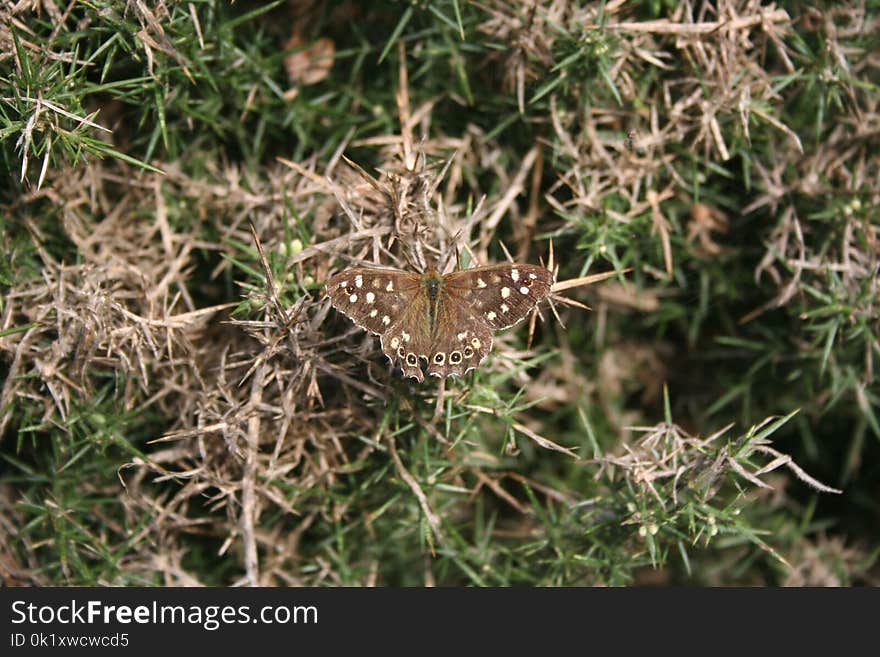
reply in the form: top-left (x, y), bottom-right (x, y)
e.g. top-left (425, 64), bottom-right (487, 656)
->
top-left (402, 241), bottom-right (432, 273)
top-left (401, 248), bottom-right (418, 272)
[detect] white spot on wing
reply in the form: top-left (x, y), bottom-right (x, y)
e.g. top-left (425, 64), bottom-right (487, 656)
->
top-left (487, 311), bottom-right (497, 321)
top-left (349, 293), bottom-right (358, 303)
top-left (511, 269), bottom-right (519, 281)
top-left (501, 303), bottom-right (509, 313)
top-left (382, 315), bottom-right (391, 326)
top-left (520, 286), bottom-right (530, 295)
top-left (370, 309), bottom-right (378, 317)
top-left (501, 287), bottom-right (510, 299)
top-left (355, 275), bottom-right (363, 288)
top-left (366, 292), bottom-right (376, 303)
top-left (386, 280), bottom-right (394, 292)
top-left (477, 278), bottom-right (487, 288)
top-left (457, 331), bottom-right (468, 341)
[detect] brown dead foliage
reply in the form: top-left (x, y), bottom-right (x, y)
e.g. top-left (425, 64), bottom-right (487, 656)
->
top-left (477, 1), bottom-right (806, 282)
top-left (1, 164), bottom-right (226, 438)
top-left (2, 46), bottom-right (599, 582)
top-left (783, 534), bottom-right (878, 586)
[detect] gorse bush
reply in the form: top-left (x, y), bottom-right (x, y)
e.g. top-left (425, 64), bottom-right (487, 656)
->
top-left (0, 1), bottom-right (876, 586)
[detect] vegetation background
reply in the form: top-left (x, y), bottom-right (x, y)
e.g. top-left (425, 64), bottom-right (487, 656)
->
top-left (1, 0), bottom-right (877, 586)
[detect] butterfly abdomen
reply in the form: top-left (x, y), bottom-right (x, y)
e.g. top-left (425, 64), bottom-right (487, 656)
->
top-left (422, 270), bottom-right (445, 333)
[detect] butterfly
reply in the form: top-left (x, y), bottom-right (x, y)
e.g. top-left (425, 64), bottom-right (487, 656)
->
top-left (326, 263), bottom-right (554, 381)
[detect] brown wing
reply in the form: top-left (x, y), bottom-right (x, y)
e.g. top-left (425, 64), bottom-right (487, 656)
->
top-left (379, 292), bottom-right (434, 383)
top-left (326, 267), bottom-right (420, 336)
top-left (424, 296), bottom-right (494, 379)
top-left (443, 263), bottom-right (554, 330)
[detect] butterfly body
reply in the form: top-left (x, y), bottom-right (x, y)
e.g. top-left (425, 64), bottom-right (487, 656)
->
top-left (422, 269), bottom-right (444, 328)
top-left (326, 263), bottom-right (554, 381)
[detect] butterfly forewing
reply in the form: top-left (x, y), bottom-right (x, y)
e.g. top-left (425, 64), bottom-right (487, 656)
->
top-left (444, 263), bottom-right (554, 330)
top-left (326, 267), bottom-right (421, 336)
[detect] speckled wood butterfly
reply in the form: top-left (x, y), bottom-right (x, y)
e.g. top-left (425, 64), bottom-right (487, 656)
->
top-left (326, 264), bottom-right (554, 381)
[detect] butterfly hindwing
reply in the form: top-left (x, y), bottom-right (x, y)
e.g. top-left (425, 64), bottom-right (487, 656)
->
top-left (379, 294), bottom-right (434, 382)
top-left (424, 298), bottom-right (493, 378)
top-left (326, 267), bottom-right (421, 336)
top-left (443, 263), bottom-right (554, 330)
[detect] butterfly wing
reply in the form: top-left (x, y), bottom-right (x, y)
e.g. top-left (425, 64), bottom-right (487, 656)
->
top-left (424, 297), bottom-right (494, 378)
top-left (443, 263), bottom-right (554, 330)
top-left (326, 267), bottom-right (421, 335)
top-left (378, 293), bottom-right (435, 382)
